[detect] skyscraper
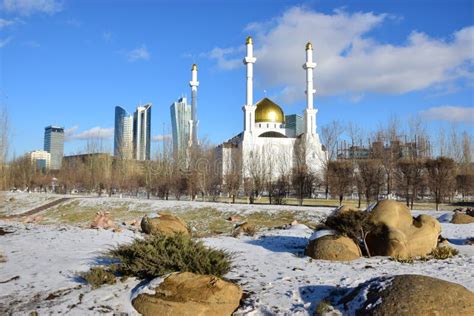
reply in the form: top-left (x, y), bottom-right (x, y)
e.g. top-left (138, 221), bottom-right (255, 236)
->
top-left (285, 114), bottom-right (304, 136)
top-left (114, 106), bottom-right (133, 159)
top-left (170, 97), bottom-right (191, 159)
top-left (44, 126), bottom-right (64, 170)
top-left (133, 103), bottom-right (152, 160)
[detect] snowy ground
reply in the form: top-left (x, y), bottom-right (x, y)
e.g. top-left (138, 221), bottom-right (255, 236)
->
top-left (0, 194), bottom-right (473, 315)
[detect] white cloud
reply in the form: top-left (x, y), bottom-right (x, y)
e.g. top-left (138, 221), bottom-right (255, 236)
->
top-left (0, 37), bottom-right (13, 48)
top-left (152, 134), bottom-right (172, 142)
top-left (205, 47), bottom-right (243, 70)
top-left (67, 127), bottom-right (114, 141)
top-left (206, 7), bottom-right (474, 103)
top-left (420, 106), bottom-right (474, 124)
top-left (64, 125), bottom-right (79, 141)
top-left (127, 45), bottom-right (150, 62)
top-left (0, 18), bottom-right (15, 29)
top-left (2, 0), bottom-right (63, 16)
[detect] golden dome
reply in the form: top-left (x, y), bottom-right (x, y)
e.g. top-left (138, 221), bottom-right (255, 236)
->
top-left (255, 98), bottom-right (285, 123)
top-left (246, 36), bottom-right (253, 44)
top-left (306, 42), bottom-right (313, 50)
top-left (192, 64), bottom-right (197, 71)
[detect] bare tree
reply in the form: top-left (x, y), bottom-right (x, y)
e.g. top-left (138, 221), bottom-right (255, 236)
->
top-left (244, 147), bottom-right (267, 204)
top-left (328, 160), bottom-right (354, 205)
top-left (0, 108), bottom-right (9, 191)
top-left (395, 158), bottom-right (426, 209)
top-left (425, 157), bottom-right (456, 210)
top-left (291, 139), bottom-right (317, 206)
top-left (356, 159), bottom-right (385, 205)
top-left (223, 152), bottom-right (241, 204)
top-left (320, 120), bottom-right (344, 198)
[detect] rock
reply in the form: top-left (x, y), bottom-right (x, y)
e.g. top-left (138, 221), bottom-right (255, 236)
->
top-left (21, 215), bottom-right (44, 224)
top-left (140, 213), bottom-right (189, 237)
top-left (338, 205), bottom-right (359, 213)
top-left (290, 220), bottom-right (299, 225)
top-left (336, 274), bottom-right (474, 316)
top-left (90, 212), bottom-right (116, 230)
top-left (467, 208), bottom-right (474, 216)
top-left (366, 200), bottom-right (441, 258)
top-left (370, 200), bottom-right (413, 230)
top-left (132, 272), bottom-right (242, 316)
top-left (233, 222), bottom-right (257, 236)
top-left (305, 235), bottom-right (361, 261)
top-left (451, 212), bottom-right (474, 224)
top-left (227, 215), bottom-right (241, 222)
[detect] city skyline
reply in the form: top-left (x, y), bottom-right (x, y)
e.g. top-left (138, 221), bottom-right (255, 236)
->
top-left (1, 0), bottom-right (473, 158)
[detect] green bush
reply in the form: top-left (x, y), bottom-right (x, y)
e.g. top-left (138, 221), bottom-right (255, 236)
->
top-left (108, 233), bottom-right (232, 279)
top-left (81, 267), bottom-right (116, 289)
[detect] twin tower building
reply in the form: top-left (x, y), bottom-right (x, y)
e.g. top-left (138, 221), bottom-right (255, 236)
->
top-left (113, 65), bottom-right (198, 161)
top-left (114, 36), bottom-right (326, 178)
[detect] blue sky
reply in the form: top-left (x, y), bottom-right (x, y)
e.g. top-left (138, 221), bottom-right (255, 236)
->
top-left (1, 0), bottom-right (473, 157)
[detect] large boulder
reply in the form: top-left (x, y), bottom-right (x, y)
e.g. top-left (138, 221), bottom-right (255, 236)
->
top-left (335, 274), bottom-right (474, 316)
top-left (305, 234), bottom-right (361, 261)
top-left (451, 212), bottom-right (474, 224)
top-left (132, 272), bottom-right (242, 316)
top-left (141, 213), bottom-right (189, 237)
top-left (366, 200), bottom-right (441, 258)
top-left (90, 211), bottom-right (116, 230)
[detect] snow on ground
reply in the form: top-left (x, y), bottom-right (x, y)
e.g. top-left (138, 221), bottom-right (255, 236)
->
top-left (0, 192), bottom-right (65, 216)
top-left (68, 194), bottom-right (335, 217)
top-left (0, 222), bottom-right (141, 315)
top-left (204, 222), bottom-right (474, 315)
top-left (0, 196), bottom-right (473, 315)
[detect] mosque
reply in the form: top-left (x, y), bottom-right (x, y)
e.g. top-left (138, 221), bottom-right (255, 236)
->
top-left (216, 36), bottom-right (326, 180)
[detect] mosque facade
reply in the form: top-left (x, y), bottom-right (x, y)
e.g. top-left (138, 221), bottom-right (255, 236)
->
top-left (216, 37), bottom-right (326, 180)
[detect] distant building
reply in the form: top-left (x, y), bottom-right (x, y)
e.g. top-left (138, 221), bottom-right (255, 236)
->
top-left (114, 106), bottom-right (134, 159)
top-left (134, 103), bottom-right (152, 160)
top-left (44, 126), bottom-right (64, 170)
top-left (63, 152), bottom-right (111, 164)
top-left (285, 114), bottom-right (304, 137)
top-left (113, 103), bottom-right (152, 161)
top-left (170, 97), bottom-right (191, 159)
top-left (337, 137), bottom-right (431, 160)
top-left (28, 150), bottom-right (51, 171)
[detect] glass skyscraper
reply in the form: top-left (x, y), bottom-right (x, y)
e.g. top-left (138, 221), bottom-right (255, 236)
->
top-left (114, 106), bottom-right (134, 159)
top-left (133, 104), bottom-right (152, 161)
top-left (44, 126), bottom-right (64, 170)
top-left (170, 97), bottom-right (191, 159)
top-left (114, 104), bottom-right (152, 161)
top-left (285, 114), bottom-right (304, 136)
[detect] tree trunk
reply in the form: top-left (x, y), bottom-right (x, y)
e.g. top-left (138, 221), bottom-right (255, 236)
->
top-left (362, 228), bottom-right (371, 258)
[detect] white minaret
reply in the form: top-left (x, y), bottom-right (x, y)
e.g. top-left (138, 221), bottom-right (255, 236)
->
top-left (189, 63), bottom-right (199, 147)
top-left (303, 42), bottom-right (317, 137)
top-left (243, 36), bottom-right (257, 136)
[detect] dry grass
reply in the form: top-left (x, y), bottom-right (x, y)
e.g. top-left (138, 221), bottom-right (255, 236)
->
top-left (429, 246), bottom-right (459, 259)
top-left (81, 267), bottom-right (116, 289)
top-left (391, 246), bottom-right (459, 263)
top-left (42, 200), bottom-right (145, 225)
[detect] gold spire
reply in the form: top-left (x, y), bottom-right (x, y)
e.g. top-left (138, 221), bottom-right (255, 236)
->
top-left (192, 64), bottom-right (197, 71)
top-left (246, 36), bottom-right (253, 45)
top-left (306, 42), bottom-right (313, 50)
